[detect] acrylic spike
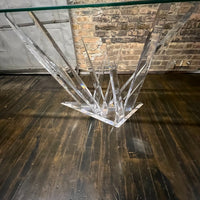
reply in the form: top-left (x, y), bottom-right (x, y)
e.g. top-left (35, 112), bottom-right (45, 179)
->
top-left (5, 2), bottom-right (197, 127)
top-left (61, 102), bottom-right (143, 128)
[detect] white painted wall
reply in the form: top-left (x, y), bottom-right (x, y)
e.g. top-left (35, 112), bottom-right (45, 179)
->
top-left (0, 0), bottom-right (76, 72)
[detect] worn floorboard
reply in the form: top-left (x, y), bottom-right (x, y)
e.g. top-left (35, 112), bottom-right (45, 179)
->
top-left (0, 74), bottom-right (199, 200)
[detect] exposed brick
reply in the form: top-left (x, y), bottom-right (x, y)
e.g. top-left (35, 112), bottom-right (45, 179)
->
top-left (120, 22), bottom-right (128, 30)
top-left (93, 16), bottom-right (111, 23)
top-left (182, 50), bottom-right (200, 54)
top-left (122, 55), bottom-right (140, 60)
top-left (127, 30), bottom-right (138, 36)
top-left (192, 55), bottom-right (200, 59)
top-left (151, 61), bottom-right (162, 66)
top-left (71, 1), bottom-right (200, 71)
top-left (115, 30), bottom-right (127, 36)
top-left (169, 43), bottom-right (185, 49)
top-left (82, 24), bottom-right (94, 30)
top-left (95, 24), bottom-right (117, 31)
top-left (120, 7), bottom-right (139, 15)
top-left (78, 30), bottom-right (94, 37)
top-left (172, 55), bottom-right (193, 60)
top-left (95, 31), bottom-right (107, 37)
top-left (137, 23), bottom-right (150, 30)
top-left (110, 37), bottom-right (146, 43)
top-left (127, 16), bottom-right (139, 23)
top-left (193, 43), bottom-right (200, 48)
top-left (102, 8), bottom-right (121, 15)
top-left (161, 61), bottom-right (169, 66)
top-left (153, 55), bottom-right (171, 61)
top-left (139, 7), bottom-right (149, 14)
top-left (159, 3), bottom-right (171, 10)
top-left (72, 24), bottom-right (81, 30)
top-left (166, 49), bottom-right (182, 55)
top-left (76, 16), bottom-right (92, 23)
top-left (185, 43), bottom-right (193, 48)
top-left (191, 60), bottom-right (200, 65)
top-left (82, 37), bottom-right (101, 43)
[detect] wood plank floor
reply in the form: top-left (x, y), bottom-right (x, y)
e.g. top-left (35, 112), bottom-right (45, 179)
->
top-left (0, 74), bottom-right (199, 200)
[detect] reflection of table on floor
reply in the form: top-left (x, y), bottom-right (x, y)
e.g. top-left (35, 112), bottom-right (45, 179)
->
top-left (0, 74), bottom-right (199, 199)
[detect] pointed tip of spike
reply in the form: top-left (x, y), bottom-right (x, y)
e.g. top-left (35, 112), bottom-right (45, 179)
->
top-left (61, 102), bottom-right (143, 128)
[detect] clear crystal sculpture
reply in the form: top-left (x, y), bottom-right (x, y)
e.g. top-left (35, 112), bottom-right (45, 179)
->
top-left (1, 1), bottom-right (197, 127)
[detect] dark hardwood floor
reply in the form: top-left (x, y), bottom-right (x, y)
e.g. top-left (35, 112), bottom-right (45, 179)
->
top-left (0, 74), bottom-right (199, 200)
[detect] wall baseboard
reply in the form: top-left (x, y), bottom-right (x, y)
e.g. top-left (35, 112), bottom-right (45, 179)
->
top-left (0, 69), bottom-right (199, 75)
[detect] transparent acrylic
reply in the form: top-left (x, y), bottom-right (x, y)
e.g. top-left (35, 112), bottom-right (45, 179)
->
top-left (1, 1), bottom-right (198, 127)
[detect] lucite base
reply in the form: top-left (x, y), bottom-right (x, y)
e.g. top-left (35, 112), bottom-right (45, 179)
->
top-left (4, 2), bottom-right (196, 128)
top-left (61, 102), bottom-right (143, 128)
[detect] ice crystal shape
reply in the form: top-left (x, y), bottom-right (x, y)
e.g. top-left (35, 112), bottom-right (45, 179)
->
top-left (5, 2), bottom-right (197, 127)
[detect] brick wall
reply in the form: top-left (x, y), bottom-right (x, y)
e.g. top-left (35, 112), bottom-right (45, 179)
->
top-left (70, 1), bottom-right (200, 72)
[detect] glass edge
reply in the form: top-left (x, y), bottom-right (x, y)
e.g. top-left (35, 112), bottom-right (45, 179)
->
top-left (0, 0), bottom-right (199, 13)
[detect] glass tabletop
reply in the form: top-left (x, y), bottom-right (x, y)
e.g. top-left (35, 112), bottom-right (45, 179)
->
top-left (0, 0), bottom-right (199, 126)
top-left (0, 0), bottom-right (199, 13)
